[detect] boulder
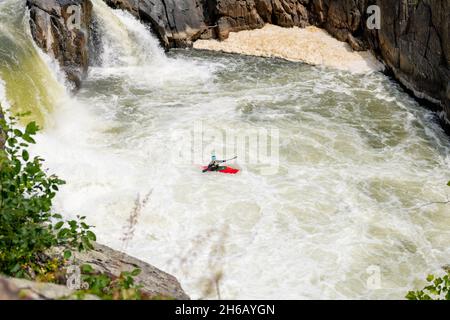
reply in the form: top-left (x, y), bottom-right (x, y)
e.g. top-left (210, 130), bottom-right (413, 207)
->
top-left (0, 242), bottom-right (189, 300)
top-left (51, 243), bottom-right (190, 299)
top-left (0, 275), bottom-right (99, 300)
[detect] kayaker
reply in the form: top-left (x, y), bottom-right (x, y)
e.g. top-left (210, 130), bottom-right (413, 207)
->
top-left (203, 153), bottom-right (227, 172)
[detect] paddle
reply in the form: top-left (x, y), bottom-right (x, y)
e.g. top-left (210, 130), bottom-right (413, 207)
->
top-left (202, 156), bottom-right (237, 173)
top-left (221, 156), bottom-right (238, 163)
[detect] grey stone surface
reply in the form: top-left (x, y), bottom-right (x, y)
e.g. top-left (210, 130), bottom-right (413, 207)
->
top-left (27, 0), bottom-right (93, 88)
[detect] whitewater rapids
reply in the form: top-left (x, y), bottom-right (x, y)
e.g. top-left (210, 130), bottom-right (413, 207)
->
top-left (1, 0), bottom-right (450, 300)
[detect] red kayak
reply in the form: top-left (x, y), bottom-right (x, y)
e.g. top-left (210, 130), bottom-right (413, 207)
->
top-left (202, 166), bottom-right (239, 174)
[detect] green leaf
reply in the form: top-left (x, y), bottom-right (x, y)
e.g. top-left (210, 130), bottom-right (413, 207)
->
top-left (22, 150), bottom-right (29, 161)
top-left (86, 231), bottom-right (96, 241)
top-left (13, 129), bottom-right (23, 137)
top-left (54, 221), bottom-right (64, 230)
top-left (57, 228), bottom-right (70, 238)
top-left (22, 134), bottom-right (36, 144)
top-left (11, 263), bottom-right (21, 273)
top-left (405, 291), bottom-right (417, 300)
top-left (426, 274), bottom-right (434, 282)
top-left (68, 220), bottom-right (78, 230)
top-left (25, 121), bottom-right (39, 135)
top-left (64, 250), bottom-right (72, 260)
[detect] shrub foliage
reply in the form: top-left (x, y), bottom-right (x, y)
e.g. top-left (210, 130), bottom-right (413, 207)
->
top-left (0, 112), bottom-right (145, 299)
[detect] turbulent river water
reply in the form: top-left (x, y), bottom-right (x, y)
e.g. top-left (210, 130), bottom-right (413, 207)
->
top-left (1, 0), bottom-right (450, 299)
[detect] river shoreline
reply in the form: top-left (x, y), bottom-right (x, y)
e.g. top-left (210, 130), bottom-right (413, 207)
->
top-left (194, 24), bottom-right (384, 74)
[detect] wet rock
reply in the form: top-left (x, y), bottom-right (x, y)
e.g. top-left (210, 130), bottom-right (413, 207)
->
top-left (376, 0), bottom-right (449, 120)
top-left (103, 0), bottom-right (311, 45)
top-left (0, 277), bottom-right (23, 300)
top-left (271, 0), bottom-right (309, 28)
top-left (0, 275), bottom-right (99, 300)
top-left (211, 0), bottom-right (310, 39)
top-left (104, 0), bottom-right (208, 48)
top-left (50, 242), bottom-right (190, 300)
top-left (309, 0), bottom-right (450, 124)
top-left (313, 0), bottom-right (366, 51)
top-left (214, 0), bottom-right (265, 40)
top-left (27, 0), bottom-right (93, 89)
top-left (0, 242), bottom-right (189, 300)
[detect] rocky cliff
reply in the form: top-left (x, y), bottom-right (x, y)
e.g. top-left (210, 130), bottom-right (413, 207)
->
top-left (27, 0), bottom-right (93, 88)
top-left (309, 0), bottom-right (450, 124)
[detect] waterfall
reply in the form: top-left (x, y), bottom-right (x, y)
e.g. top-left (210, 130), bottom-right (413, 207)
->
top-left (88, 0), bottom-right (212, 87)
top-left (0, 0), bottom-right (67, 125)
top-left (91, 0), bottom-right (166, 68)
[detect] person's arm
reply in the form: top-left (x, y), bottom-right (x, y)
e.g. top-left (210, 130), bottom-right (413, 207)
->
top-left (219, 156), bottom-right (237, 163)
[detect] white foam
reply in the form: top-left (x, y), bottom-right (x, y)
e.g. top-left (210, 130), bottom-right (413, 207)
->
top-left (91, 0), bottom-right (165, 67)
top-left (194, 24), bottom-right (385, 74)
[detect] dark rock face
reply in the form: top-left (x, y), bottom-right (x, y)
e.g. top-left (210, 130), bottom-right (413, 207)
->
top-left (309, 0), bottom-right (368, 51)
top-left (213, 0), bottom-right (311, 39)
top-left (27, 0), bottom-right (93, 89)
top-left (375, 0), bottom-right (449, 120)
top-left (309, 0), bottom-right (450, 122)
top-left (104, 0), bottom-right (208, 47)
top-left (214, 0), bottom-right (265, 40)
top-left (102, 0), bottom-right (312, 44)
